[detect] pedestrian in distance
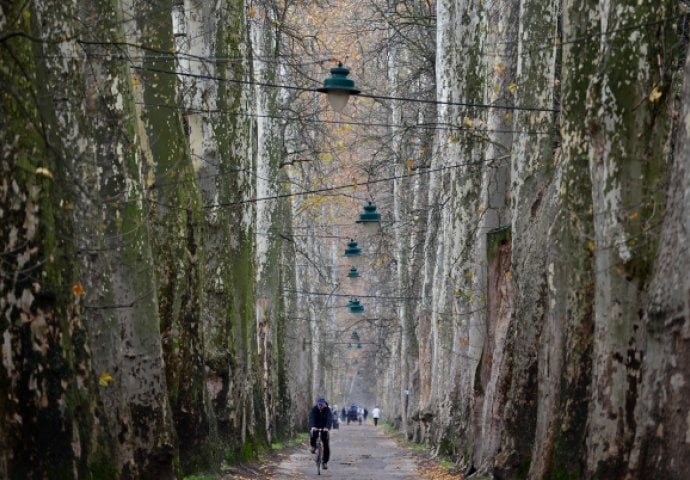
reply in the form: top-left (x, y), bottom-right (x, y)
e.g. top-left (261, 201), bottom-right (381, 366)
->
top-left (347, 404), bottom-right (358, 425)
top-left (309, 397), bottom-right (333, 470)
top-left (331, 406), bottom-right (339, 429)
top-left (372, 406), bottom-right (381, 426)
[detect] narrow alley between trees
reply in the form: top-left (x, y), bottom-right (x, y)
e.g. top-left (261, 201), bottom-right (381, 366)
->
top-left (2, 0), bottom-right (690, 479)
top-left (225, 422), bottom-right (457, 480)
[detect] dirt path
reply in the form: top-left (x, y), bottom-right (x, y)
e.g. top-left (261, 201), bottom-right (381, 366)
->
top-left (271, 422), bottom-right (419, 479)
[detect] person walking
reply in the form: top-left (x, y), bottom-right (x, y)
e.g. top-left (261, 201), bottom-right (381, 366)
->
top-left (308, 397), bottom-right (333, 470)
top-left (372, 406), bottom-right (381, 426)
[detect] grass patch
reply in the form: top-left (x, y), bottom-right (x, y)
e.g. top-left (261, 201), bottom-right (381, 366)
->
top-left (440, 460), bottom-right (455, 469)
top-left (270, 432), bottom-right (309, 451)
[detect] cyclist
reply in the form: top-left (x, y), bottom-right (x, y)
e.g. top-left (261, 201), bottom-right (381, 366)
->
top-left (309, 397), bottom-right (333, 470)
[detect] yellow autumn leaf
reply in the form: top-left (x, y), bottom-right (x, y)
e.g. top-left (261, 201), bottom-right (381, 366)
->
top-left (495, 84), bottom-right (501, 93)
top-left (463, 117), bottom-right (474, 129)
top-left (452, 290), bottom-right (463, 297)
top-left (505, 271), bottom-right (512, 280)
top-left (586, 240), bottom-right (597, 252)
top-left (35, 167), bottom-right (53, 179)
top-left (495, 63), bottom-right (506, 75)
top-left (146, 170), bottom-right (155, 188)
top-left (99, 372), bottom-right (114, 387)
top-left (248, 7), bottom-right (256, 17)
top-left (504, 112), bottom-right (513, 122)
top-left (412, 215), bottom-right (420, 222)
top-left (629, 212), bottom-right (638, 221)
top-left (649, 87), bottom-right (663, 103)
top-left (72, 282), bottom-right (85, 296)
top-left (447, 134), bottom-right (459, 144)
top-left (508, 83), bottom-right (518, 94)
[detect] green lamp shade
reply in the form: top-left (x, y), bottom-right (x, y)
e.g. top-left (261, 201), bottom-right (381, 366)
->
top-left (344, 239), bottom-right (362, 257)
top-left (317, 63), bottom-right (361, 112)
top-left (356, 202), bottom-right (381, 223)
top-left (347, 267), bottom-right (360, 278)
top-left (347, 299), bottom-right (365, 313)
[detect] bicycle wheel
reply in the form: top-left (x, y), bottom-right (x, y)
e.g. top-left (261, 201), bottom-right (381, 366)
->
top-left (315, 442), bottom-right (322, 475)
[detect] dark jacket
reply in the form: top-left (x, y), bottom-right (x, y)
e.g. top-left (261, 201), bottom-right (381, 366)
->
top-left (308, 404), bottom-right (333, 429)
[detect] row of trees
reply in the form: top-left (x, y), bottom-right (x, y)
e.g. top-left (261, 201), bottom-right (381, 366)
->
top-left (356, 0), bottom-right (690, 478)
top-left (1, 0), bottom-right (317, 477)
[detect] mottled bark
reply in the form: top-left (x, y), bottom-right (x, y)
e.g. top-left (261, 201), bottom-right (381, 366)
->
top-left (2, 0), bottom-right (174, 477)
top-left (626, 12), bottom-right (690, 480)
top-left (0, 4), bottom-right (103, 475)
top-left (2, 0), bottom-right (306, 477)
top-left (585, 1), bottom-right (677, 476)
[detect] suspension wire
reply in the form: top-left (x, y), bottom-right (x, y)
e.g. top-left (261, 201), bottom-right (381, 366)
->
top-left (131, 64), bottom-right (556, 113)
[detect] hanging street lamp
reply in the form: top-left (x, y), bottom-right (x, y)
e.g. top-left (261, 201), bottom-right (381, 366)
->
top-left (355, 201), bottom-right (381, 233)
top-left (346, 266), bottom-right (361, 279)
top-left (343, 239), bottom-right (363, 267)
top-left (344, 239), bottom-right (362, 257)
top-left (356, 201), bottom-right (381, 222)
top-left (347, 298), bottom-right (365, 313)
top-left (344, 239), bottom-right (363, 267)
top-left (317, 63), bottom-right (361, 113)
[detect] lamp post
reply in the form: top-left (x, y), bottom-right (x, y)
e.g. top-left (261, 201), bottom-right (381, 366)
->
top-left (318, 63), bottom-right (361, 113)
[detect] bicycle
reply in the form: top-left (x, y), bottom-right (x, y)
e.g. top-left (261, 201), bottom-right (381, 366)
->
top-left (311, 428), bottom-right (327, 475)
